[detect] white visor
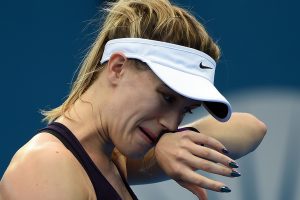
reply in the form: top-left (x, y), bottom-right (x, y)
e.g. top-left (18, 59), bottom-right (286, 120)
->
top-left (100, 38), bottom-right (232, 122)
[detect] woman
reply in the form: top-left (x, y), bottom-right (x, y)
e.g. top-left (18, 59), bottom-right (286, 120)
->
top-left (0, 0), bottom-right (267, 199)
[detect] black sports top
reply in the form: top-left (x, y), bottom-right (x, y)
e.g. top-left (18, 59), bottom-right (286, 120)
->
top-left (38, 122), bottom-right (138, 200)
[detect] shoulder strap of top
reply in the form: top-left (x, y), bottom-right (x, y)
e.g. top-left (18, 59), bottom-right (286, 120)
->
top-left (39, 122), bottom-right (125, 200)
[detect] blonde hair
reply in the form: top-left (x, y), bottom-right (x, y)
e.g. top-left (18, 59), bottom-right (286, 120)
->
top-left (42, 0), bottom-right (221, 123)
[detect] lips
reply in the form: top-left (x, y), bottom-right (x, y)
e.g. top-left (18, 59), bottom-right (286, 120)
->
top-left (139, 127), bottom-right (157, 144)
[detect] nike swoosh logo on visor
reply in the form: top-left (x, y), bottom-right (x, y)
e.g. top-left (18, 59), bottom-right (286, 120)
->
top-left (199, 62), bottom-right (213, 69)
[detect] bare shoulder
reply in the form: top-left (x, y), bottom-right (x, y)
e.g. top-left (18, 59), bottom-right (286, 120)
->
top-left (0, 133), bottom-right (95, 200)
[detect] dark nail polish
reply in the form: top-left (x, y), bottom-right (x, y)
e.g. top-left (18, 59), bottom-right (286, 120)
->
top-left (229, 161), bottom-right (239, 168)
top-left (222, 148), bottom-right (229, 154)
top-left (231, 170), bottom-right (241, 177)
top-left (220, 186), bottom-right (231, 193)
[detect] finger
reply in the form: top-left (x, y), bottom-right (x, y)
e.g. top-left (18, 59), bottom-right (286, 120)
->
top-left (182, 152), bottom-right (241, 178)
top-left (179, 131), bottom-right (229, 154)
top-left (177, 181), bottom-right (208, 200)
top-left (175, 166), bottom-right (231, 193)
top-left (187, 142), bottom-right (239, 169)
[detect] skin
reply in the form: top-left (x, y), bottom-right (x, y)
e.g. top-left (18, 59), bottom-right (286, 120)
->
top-left (0, 53), bottom-right (267, 200)
top-left (126, 113), bottom-right (267, 200)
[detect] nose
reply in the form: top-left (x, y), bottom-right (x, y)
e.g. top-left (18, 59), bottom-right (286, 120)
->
top-left (158, 110), bottom-right (183, 132)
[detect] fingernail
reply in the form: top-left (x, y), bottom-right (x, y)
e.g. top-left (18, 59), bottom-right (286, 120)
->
top-left (222, 148), bottom-right (229, 154)
top-left (231, 169), bottom-right (241, 177)
top-left (220, 186), bottom-right (231, 193)
top-left (229, 161), bottom-right (239, 168)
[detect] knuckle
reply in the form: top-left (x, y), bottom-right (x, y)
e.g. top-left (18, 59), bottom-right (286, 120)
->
top-left (180, 131), bottom-right (190, 139)
top-left (223, 167), bottom-right (232, 175)
top-left (174, 149), bottom-right (185, 160)
top-left (199, 134), bottom-right (208, 141)
top-left (201, 162), bottom-right (212, 172)
top-left (194, 178), bottom-right (204, 186)
top-left (200, 149), bottom-right (210, 158)
top-left (179, 138), bottom-right (190, 148)
top-left (219, 167), bottom-right (230, 176)
top-left (169, 164), bottom-right (183, 177)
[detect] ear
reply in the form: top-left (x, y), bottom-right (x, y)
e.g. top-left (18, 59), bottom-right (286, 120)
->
top-left (106, 52), bottom-right (127, 85)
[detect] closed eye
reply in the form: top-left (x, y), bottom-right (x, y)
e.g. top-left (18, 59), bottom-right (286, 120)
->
top-left (161, 92), bottom-right (176, 104)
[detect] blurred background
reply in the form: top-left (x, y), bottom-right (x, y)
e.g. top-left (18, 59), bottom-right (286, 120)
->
top-left (0, 0), bottom-right (299, 199)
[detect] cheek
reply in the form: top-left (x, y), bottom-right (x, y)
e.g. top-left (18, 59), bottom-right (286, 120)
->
top-left (137, 98), bottom-right (163, 117)
top-left (125, 90), bottom-right (162, 115)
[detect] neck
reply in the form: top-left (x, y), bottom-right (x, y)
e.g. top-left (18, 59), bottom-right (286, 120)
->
top-left (55, 84), bottom-right (115, 172)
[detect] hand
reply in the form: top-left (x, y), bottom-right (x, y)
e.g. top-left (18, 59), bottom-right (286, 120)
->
top-left (154, 128), bottom-right (240, 199)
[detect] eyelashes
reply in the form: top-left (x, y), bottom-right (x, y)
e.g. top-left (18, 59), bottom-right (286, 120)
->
top-left (160, 93), bottom-right (195, 115)
top-left (161, 92), bottom-right (176, 104)
top-left (159, 91), bottom-right (201, 115)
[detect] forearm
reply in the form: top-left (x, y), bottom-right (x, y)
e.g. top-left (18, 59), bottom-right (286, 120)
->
top-left (187, 112), bottom-right (267, 159)
top-left (126, 112), bottom-right (267, 184)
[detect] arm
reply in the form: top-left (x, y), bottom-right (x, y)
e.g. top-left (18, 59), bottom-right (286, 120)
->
top-left (127, 112), bottom-right (267, 183)
top-left (0, 144), bottom-right (90, 200)
top-left (186, 112), bottom-right (267, 159)
top-left (126, 112), bottom-right (267, 198)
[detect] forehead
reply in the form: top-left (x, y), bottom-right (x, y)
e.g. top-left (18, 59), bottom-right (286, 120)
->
top-left (130, 66), bottom-right (202, 107)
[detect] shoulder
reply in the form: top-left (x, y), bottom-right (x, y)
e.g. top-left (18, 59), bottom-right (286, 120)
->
top-left (0, 135), bottom-right (95, 200)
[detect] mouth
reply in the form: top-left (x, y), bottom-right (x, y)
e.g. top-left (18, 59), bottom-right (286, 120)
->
top-left (139, 127), bottom-right (156, 144)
